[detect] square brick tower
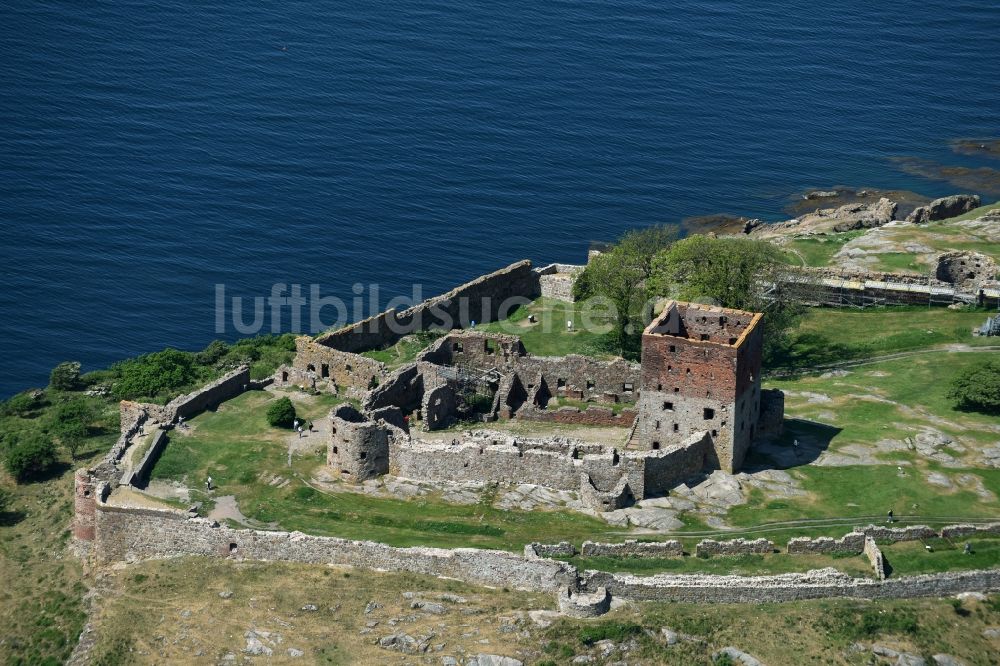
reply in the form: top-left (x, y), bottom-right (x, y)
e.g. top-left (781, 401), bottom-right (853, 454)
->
top-left (637, 301), bottom-right (764, 473)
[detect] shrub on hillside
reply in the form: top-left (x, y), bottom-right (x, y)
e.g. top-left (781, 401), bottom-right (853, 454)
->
top-left (49, 361), bottom-right (82, 391)
top-left (110, 348), bottom-right (199, 401)
top-left (4, 433), bottom-right (59, 482)
top-left (949, 360), bottom-right (1000, 414)
top-left (49, 398), bottom-right (97, 459)
top-left (266, 397), bottom-right (296, 428)
top-left (0, 390), bottom-right (44, 418)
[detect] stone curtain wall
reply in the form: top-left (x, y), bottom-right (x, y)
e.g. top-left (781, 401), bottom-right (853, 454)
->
top-left (525, 542), bottom-right (577, 558)
top-left (695, 538), bottom-right (775, 557)
top-left (855, 524), bottom-right (939, 543)
top-left (787, 532), bottom-right (866, 554)
top-left (314, 261), bottom-right (541, 354)
top-left (106, 403), bottom-right (149, 464)
top-left (581, 567), bottom-right (1000, 604)
top-left (788, 524), bottom-right (1000, 554)
top-left (87, 503), bottom-right (1000, 605)
top-left (93, 504), bottom-right (575, 593)
top-left (864, 537), bottom-right (887, 581)
top-left (119, 430), bottom-right (168, 488)
top-left (536, 263), bottom-right (584, 302)
top-left (641, 433), bottom-right (712, 496)
top-left (516, 405), bottom-right (637, 428)
top-left (580, 540), bottom-right (684, 558)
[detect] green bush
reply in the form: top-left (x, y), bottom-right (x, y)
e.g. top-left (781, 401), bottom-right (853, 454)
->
top-left (111, 348), bottom-right (199, 401)
top-left (266, 397), bottom-right (296, 428)
top-left (195, 340), bottom-right (230, 366)
top-left (49, 361), bottom-right (81, 391)
top-left (949, 359), bottom-right (1000, 414)
top-left (0, 390), bottom-right (44, 418)
top-left (5, 433), bottom-right (59, 482)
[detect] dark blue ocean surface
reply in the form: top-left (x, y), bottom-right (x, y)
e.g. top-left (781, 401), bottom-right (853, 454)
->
top-left (1, 1), bottom-right (999, 396)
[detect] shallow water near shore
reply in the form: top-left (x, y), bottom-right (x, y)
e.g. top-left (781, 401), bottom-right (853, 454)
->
top-left (1, 1), bottom-right (999, 396)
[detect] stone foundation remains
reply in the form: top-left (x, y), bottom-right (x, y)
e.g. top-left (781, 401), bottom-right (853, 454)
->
top-left (695, 538), bottom-right (775, 557)
top-left (580, 540), bottom-right (684, 558)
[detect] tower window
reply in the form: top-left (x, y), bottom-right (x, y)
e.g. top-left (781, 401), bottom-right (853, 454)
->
top-left (663, 401), bottom-right (674, 411)
top-left (703, 407), bottom-right (715, 420)
top-left (673, 423), bottom-right (679, 432)
top-left (359, 452), bottom-right (367, 460)
top-left (669, 345), bottom-right (676, 352)
top-left (652, 441), bottom-right (661, 450)
top-left (700, 334), bottom-right (710, 341)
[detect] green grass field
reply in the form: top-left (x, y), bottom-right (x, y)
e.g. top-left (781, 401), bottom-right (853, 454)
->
top-left (772, 306), bottom-right (996, 371)
top-left (478, 297), bottom-right (617, 358)
top-left (781, 230), bottom-right (866, 267)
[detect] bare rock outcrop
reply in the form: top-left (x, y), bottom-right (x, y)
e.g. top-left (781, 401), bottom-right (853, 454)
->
top-left (906, 194), bottom-right (981, 224)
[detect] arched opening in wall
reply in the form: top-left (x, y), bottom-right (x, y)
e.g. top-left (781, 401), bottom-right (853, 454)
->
top-left (586, 379), bottom-right (595, 390)
top-left (652, 441), bottom-right (661, 450)
top-left (673, 423), bottom-right (679, 432)
top-left (229, 542), bottom-right (238, 554)
top-left (321, 364), bottom-right (330, 378)
top-left (612, 450), bottom-right (620, 465)
top-left (307, 364), bottom-right (316, 372)
top-left (485, 339), bottom-right (496, 354)
top-left (333, 446), bottom-right (338, 454)
top-left (282, 371), bottom-right (289, 382)
top-left (711, 429), bottom-right (718, 437)
top-left (729, 338), bottom-right (737, 345)
top-left (703, 407), bottom-right (715, 420)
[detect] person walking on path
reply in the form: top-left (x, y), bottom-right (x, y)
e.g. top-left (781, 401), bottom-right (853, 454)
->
top-left (886, 509), bottom-right (894, 523)
top-left (206, 476), bottom-right (213, 491)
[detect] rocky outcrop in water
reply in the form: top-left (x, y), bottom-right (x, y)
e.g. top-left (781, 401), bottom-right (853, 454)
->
top-left (906, 194), bottom-right (981, 224)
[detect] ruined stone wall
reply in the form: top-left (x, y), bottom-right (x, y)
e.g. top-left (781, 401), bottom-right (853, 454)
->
top-left (364, 364), bottom-right (423, 413)
top-left (73, 470), bottom-right (97, 541)
top-left (940, 523), bottom-right (1000, 539)
top-left (536, 263), bottom-right (583, 302)
top-left (855, 524), bottom-right (939, 543)
top-left (92, 504), bottom-right (575, 593)
top-left (120, 430), bottom-right (168, 488)
top-left (580, 540), bottom-right (684, 558)
top-left (421, 380), bottom-right (459, 431)
top-left (390, 440), bottom-right (583, 491)
top-left (580, 567), bottom-right (1000, 604)
top-left (695, 538), bottom-right (774, 557)
top-left (293, 338), bottom-right (384, 399)
top-left (86, 503), bottom-right (1000, 605)
top-left (864, 537), bottom-right (887, 581)
top-left (515, 405), bottom-right (637, 428)
top-left (314, 261), bottom-right (540, 353)
top-left (579, 474), bottom-right (633, 512)
top-left (106, 403), bottom-right (149, 464)
top-left (525, 542), bottom-right (577, 558)
top-left (640, 432), bottom-right (711, 496)
top-left (787, 532), bottom-right (865, 554)
top-left (169, 367), bottom-right (252, 420)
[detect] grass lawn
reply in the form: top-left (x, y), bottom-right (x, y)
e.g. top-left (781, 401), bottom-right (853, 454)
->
top-left (772, 306), bottom-right (996, 371)
top-left (359, 330), bottom-right (443, 369)
top-left (882, 537), bottom-right (1000, 576)
top-left (148, 389), bottom-right (634, 551)
top-left (781, 230), bottom-right (866, 267)
top-left (478, 297), bottom-right (617, 359)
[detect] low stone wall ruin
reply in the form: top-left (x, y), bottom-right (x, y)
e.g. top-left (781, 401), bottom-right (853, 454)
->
top-left (580, 540), bottom-right (684, 558)
top-left (81, 501), bottom-right (1000, 607)
top-left (119, 430), bottom-right (168, 488)
top-left (855, 524), bottom-right (939, 543)
top-left (579, 567), bottom-right (1000, 604)
top-left (525, 542), bottom-right (576, 558)
top-left (695, 538), bottom-right (774, 557)
top-left (93, 503), bottom-right (575, 593)
top-left (537, 263), bottom-right (584, 302)
top-left (864, 537), bottom-right (887, 581)
top-left (787, 532), bottom-right (866, 555)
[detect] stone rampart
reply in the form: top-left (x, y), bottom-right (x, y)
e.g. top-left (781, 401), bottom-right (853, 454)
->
top-left (106, 403), bottom-right (148, 464)
top-left (93, 504), bottom-right (574, 593)
top-left (516, 405), bottom-right (637, 428)
top-left (524, 542), bottom-right (576, 558)
top-left (120, 430), bottom-right (168, 488)
top-left (580, 540), bottom-right (683, 558)
top-left (580, 567), bottom-right (1000, 604)
top-left (855, 524), bottom-right (938, 543)
top-left (940, 523), bottom-right (1000, 539)
top-left (85, 502), bottom-right (1000, 606)
top-left (695, 538), bottom-right (774, 557)
top-left (787, 532), bottom-right (865, 554)
top-left (864, 537), bottom-right (887, 581)
top-left (536, 263), bottom-right (583, 302)
top-left (314, 261), bottom-right (540, 353)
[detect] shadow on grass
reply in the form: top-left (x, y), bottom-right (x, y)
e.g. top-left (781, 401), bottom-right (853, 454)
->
top-left (744, 418), bottom-right (842, 472)
top-left (18, 461), bottom-right (73, 485)
top-left (768, 333), bottom-right (862, 374)
top-left (0, 509), bottom-right (26, 527)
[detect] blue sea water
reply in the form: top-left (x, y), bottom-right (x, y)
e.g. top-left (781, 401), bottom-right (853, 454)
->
top-left (1, 1), bottom-right (999, 397)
